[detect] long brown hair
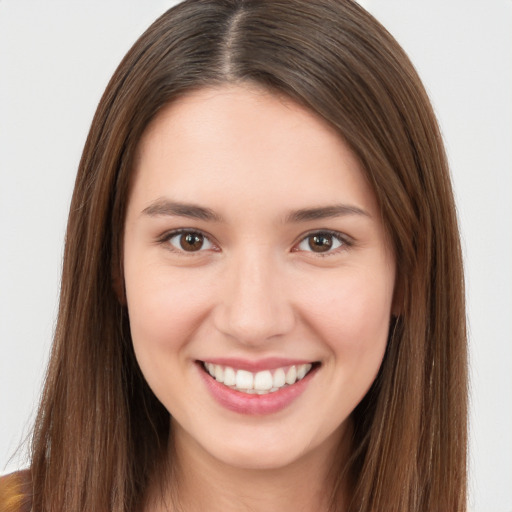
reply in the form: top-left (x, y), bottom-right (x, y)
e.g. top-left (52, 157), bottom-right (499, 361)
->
top-left (29, 1), bottom-right (467, 510)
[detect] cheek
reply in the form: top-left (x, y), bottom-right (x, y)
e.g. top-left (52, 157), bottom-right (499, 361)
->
top-left (300, 268), bottom-right (394, 361)
top-left (125, 267), bottom-right (213, 364)
top-left (125, 268), bottom-right (216, 415)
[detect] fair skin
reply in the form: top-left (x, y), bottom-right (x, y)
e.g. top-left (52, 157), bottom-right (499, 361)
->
top-left (123, 85), bottom-right (396, 512)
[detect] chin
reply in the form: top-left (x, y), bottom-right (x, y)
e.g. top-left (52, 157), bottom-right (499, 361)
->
top-left (209, 443), bottom-right (307, 471)
top-left (194, 422), bottom-right (344, 473)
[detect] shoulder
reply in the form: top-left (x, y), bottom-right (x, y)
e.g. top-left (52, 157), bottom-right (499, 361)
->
top-left (0, 470), bottom-right (32, 512)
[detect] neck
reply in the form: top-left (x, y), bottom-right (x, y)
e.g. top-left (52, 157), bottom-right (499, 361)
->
top-left (146, 420), bottom-right (352, 512)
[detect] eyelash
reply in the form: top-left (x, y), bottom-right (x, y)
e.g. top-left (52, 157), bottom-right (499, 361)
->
top-left (293, 229), bottom-right (353, 256)
top-left (157, 229), bottom-right (352, 256)
top-left (158, 229), bottom-right (219, 255)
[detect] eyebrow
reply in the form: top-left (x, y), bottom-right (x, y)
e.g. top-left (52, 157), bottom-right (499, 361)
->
top-left (285, 204), bottom-right (371, 223)
top-left (142, 199), bottom-right (223, 222)
top-left (141, 199), bottom-right (370, 223)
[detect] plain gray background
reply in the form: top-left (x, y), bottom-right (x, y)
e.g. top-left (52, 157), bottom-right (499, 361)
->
top-left (1, 2), bottom-right (511, 511)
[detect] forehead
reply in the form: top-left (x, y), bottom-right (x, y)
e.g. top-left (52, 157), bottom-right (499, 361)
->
top-left (130, 84), bottom-right (378, 218)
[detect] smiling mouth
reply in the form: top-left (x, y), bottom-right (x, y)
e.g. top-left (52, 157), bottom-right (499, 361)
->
top-left (200, 361), bottom-right (319, 395)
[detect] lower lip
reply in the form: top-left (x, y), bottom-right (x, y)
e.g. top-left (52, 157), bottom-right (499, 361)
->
top-left (198, 363), bottom-right (317, 415)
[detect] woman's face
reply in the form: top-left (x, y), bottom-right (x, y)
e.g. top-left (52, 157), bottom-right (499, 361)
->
top-left (123, 85), bottom-right (396, 470)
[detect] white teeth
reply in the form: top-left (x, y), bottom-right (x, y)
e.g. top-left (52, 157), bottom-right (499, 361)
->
top-left (285, 365), bottom-right (297, 385)
top-left (223, 366), bottom-right (236, 386)
top-left (297, 363), bottom-right (312, 380)
top-left (254, 370), bottom-right (273, 391)
top-left (236, 369), bottom-right (254, 390)
top-left (214, 365), bottom-right (224, 382)
top-left (203, 362), bottom-right (314, 394)
top-left (273, 368), bottom-right (286, 388)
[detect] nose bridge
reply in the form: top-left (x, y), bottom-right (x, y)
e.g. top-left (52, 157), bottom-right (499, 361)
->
top-left (214, 245), bottom-right (294, 344)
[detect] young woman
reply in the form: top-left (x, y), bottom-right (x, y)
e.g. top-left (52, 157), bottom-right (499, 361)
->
top-left (0, 0), bottom-right (467, 510)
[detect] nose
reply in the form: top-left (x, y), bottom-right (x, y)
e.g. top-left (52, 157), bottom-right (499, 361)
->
top-left (212, 250), bottom-right (295, 346)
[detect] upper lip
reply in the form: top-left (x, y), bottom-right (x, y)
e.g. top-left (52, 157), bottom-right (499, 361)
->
top-left (198, 357), bottom-right (318, 372)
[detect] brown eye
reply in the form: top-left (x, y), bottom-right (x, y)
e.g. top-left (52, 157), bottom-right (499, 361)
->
top-left (167, 231), bottom-right (213, 252)
top-left (296, 231), bottom-right (344, 254)
top-left (180, 233), bottom-right (204, 251)
top-left (308, 234), bottom-right (333, 252)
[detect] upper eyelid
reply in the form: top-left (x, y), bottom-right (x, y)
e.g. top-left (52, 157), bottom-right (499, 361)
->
top-left (294, 229), bottom-right (352, 246)
top-left (291, 230), bottom-right (353, 257)
top-left (158, 228), bottom-right (218, 250)
top-left (159, 227), bottom-right (212, 238)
